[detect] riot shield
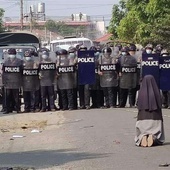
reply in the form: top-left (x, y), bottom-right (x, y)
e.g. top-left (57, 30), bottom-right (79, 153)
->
top-left (119, 56), bottom-right (137, 89)
top-left (77, 50), bottom-right (95, 85)
top-left (39, 51), bottom-right (56, 86)
top-left (99, 55), bottom-right (118, 88)
top-left (159, 56), bottom-right (170, 90)
top-left (3, 53), bottom-right (22, 89)
top-left (22, 54), bottom-right (39, 91)
top-left (89, 52), bottom-right (101, 90)
top-left (57, 54), bottom-right (76, 90)
top-left (0, 51), bottom-right (5, 88)
top-left (142, 53), bottom-right (159, 87)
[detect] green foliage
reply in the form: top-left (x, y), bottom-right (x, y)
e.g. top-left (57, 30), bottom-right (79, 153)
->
top-left (45, 20), bottom-right (85, 36)
top-left (108, 0), bottom-right (127, 37)
top-left (109, 0), bottom-right (170, 47)
top-left (148, 14), bottom-right (170, 49)
top-left (117, 9), bottom-right (141, 43)
top-left (0, 8), bottom-right (4, 32)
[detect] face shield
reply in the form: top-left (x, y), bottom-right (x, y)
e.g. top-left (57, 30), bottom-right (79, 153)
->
top-left (42, 54), bottom-right (49, 60)
top-left (103, 52), bottom-right (111, 58)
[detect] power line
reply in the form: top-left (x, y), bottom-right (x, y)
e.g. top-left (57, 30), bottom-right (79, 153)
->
top-left (3, 2), bottom-right (19, 10)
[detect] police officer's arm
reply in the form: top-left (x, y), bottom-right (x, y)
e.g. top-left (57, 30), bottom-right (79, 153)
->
top-left (117, 57), bottom-right (122, 77)
top-left (111, 57), bottom-right (119, 78)
top-left (98, 55), bottom-right (103, 75)
top-left (55, 56), bottom-right (60, 78)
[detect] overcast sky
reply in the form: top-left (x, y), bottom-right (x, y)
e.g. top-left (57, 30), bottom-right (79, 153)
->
top-left (0, 0), bottom-right (119, 25)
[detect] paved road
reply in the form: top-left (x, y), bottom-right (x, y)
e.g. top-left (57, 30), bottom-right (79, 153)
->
top-left (0, 108), bottom-right (170, 170)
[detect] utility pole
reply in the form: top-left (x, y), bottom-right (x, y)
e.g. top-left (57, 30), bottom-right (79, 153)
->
top-left (30, 6), bottom-right (33, 32)
top-left (20, 0), bottom-right (24, 30)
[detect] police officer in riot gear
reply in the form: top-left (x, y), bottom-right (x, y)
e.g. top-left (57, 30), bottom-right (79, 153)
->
top-left (78, 45), bottom-right (93, 110)
top-left (144, 44), bottom-right (153, 54)
top-left (39, 50), bottom-right (56, 112)
top-left (77, 46), bottom-right (91, 109)
top-left (155, 44), bottom-right (163, 55)
top-left (118, 46), bottom-right (137, 108)
top-left (56, 49), bottom-right (75, 110)
top-left (2, 48), bottom-right (22, 114)
top-left (160, 49), bottom-right (170, 108)
top-left (68, 47), bottom-right (78, 109)
top-left (22, 50), bottom-right (39, 112)
top-left (98, 47), bottom-right (119, 108)
top-left (128, 44), bottom-right (140, 107)
top-left (30, 49), bottom-right (41, 112)
top-left (89, 46), bottom-right (104, 108)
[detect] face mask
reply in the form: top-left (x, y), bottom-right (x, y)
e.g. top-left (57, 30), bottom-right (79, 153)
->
top-left (104, 53), bottom-right (110, 58)
top-left (95, 52), bottom-right (100, 57)
top-left (162, 54), bottom-right (168, 57)
top-left (69, 53), bottom-right (75, 58)
top-left (25, 57), bottom-right (31, 61)
top-left (122, 52), bottom-right (126, 56)
top-left (146, 49), bottom-right (152, 54)
top-left (42, 55), bottom-right (48, 60)
top-left (9, 55), bottom-right (16, 59)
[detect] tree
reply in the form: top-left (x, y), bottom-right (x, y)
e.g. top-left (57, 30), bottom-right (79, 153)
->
top-left (45, 20), bottom-right (57, 32)
top-left (110, 0), bottom-right (170, 47)
top-left (117, 9), bottom-right (141, 43)
top-left (0, 8), bottom-right (4, 32)
top-left (45, 20), bottom-right (76, 36)
top-left (148, 14), bottom-right (170, 49)
top-left (108, 0), bottom-right (127, 37)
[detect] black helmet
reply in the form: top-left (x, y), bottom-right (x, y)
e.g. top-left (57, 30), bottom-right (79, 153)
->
top-left (115, 44), bottom-right (122, 51)
top-left (102, 47), bottom-right (112, 54)
top-left (24, 50), bottom-right (31, 57)
top-left (55, 50), bottom-right (61, 55)
top-left (89, 46), bottom-right (97, 51)
top-left (68, 47), bottom-right (76, 53)
top-left (59, 49), bottom-right (68, 55)
top-left (155, 44), bottom-right (163, 52)
top-left (38, 47), bottom-right (50, 53)
top-left (121, 46), bottom-right (129, 52)
top-left (8, 48), bottom-right (16, 55)
top-left (29, 49), bottom-right (38, 56)
top-left (129, 44), bottom-right (136, 51)
top-left (145, 44), bottom-right (153, 50)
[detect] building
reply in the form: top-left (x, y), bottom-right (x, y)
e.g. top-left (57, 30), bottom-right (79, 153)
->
top-left (3, 13), bottom-right (106, 41)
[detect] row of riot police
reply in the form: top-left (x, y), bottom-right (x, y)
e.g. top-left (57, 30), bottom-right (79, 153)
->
top-left (3, 43), bottom-right (169, 114)
top-left (1, 45), bottom-right (141, 114)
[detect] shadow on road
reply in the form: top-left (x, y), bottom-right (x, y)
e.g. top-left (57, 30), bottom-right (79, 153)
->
top-left (0, 148), bottom-right (111, 168)
top-left (161, 142), bottom-right (170, 146)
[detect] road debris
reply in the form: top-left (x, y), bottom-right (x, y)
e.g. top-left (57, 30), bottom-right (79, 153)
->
top-left (31, 129), bottom-right (41, 133)
top-left (12, 135), bottom-right (25, 138)
top-left (0, 129), bottom-right (10, 133)
top-left (159, 163), bottom-right (170, 167)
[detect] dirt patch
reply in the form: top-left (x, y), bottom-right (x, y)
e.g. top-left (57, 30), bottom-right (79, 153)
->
top-left (0, 112), bottom-right (65, 133)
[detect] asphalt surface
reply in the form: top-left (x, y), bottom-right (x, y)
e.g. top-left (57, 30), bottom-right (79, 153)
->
top-left (0, 107), bottom-right (170, 170)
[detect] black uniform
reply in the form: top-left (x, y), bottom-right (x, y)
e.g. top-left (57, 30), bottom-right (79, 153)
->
top-left (90, 51), bottom-right (104, 108)
top-left (2, 49), bottom-right (22, 113)
top-left (118, 53), bottom-right (137, 108)
top-left (22, 51), bottom-right (39, 112)
top-left (57, 49), bottom-right (75, 110)
top-left (99, 47), bottom-right (119, 108)
top-left (39, 51), bottom-right (56, 112)
top-left (77, 47), bottom-right (91, 109)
